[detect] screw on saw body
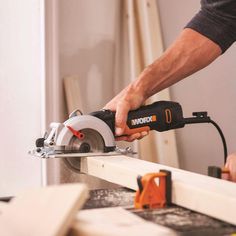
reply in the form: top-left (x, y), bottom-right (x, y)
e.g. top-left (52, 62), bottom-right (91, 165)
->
top-left (67, 126), bottom-right (85, 140)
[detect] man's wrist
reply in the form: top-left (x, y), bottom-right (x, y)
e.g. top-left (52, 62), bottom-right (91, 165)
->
top-left (129, 80), bottom-right (148, 103)
top-left (133, 62), bottom-right (161, 100)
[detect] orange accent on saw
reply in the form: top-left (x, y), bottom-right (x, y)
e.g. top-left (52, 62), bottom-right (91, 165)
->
top-left (152, 115), bottom-right (157, 122)
top-left (67, 126), bottom-right (85, 140)
top-left (165, 109), bottom-right (172, 124)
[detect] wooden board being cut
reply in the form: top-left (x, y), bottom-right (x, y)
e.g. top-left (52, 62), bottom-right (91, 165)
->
top-left (70, 207), bottom-right (176, 236)
top-left (0, 183), bottom-right (88, 236)
top-left (80, 155), bottom-right (236, 225)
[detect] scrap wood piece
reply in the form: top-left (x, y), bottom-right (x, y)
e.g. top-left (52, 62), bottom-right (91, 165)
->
top-left (0, 183), bottom-right (88, 236)
top-left (64, 76), bottom-right (84, 115)
top-left (70, 207), bottom-right (176, 236)
top-left (80, 155), bottom-right (236, 225)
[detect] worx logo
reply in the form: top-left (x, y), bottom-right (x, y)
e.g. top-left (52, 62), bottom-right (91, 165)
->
top-left (131, 115), bottom-right (157, 126)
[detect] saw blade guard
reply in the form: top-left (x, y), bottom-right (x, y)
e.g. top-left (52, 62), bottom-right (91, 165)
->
top-left (56, 115), bottom-right (116, 151)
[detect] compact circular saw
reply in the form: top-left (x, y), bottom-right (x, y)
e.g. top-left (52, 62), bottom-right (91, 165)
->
top-left (30, 101), bottom-right (184, 158)
top-left (30, 100), bottom-right (227, 163)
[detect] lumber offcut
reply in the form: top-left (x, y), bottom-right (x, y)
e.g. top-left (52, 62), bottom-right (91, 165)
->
top-left (80, 155), bottom-right (236, 225)
top-left (0, 183), bottom-right (88, 236)
top-left (71, 207), bottom-right (176, 236)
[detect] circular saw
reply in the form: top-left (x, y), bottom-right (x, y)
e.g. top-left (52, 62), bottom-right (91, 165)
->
top-left (30, 113), bottom-right (117, 159)
top-left (29, 101), bottom-right (186, 160)
top-left (29, 100), bottom-right (228, 172)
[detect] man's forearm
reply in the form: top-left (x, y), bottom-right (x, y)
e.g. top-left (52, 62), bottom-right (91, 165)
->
top-left (132, 28), bottom-right (222, 100)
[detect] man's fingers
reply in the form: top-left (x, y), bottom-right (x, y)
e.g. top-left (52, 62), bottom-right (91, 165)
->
top-left (225, 153), bottom-right (236, 182)
top-left (126, 133), bottom-right (142, 142)
top-left (115, 136), bottom-right (129, 142)
top-left (115, 131), bottom-right (149, 142)
top-left (125, 131), bottom-right (148, 142)
top-left (115, 101), bottom-right (130, 136)
top-left (137, 131), bottom-right (149, 140)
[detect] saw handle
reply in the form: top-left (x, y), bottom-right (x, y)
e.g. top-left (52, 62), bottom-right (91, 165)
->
top-left (125, 101), bottom-right (185, 134)
top-left (90, 101), bottom-right (185, 136)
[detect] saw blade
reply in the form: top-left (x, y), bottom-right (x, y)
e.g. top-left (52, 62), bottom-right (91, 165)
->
top-left (63, 128), bottom-right (105, 171)
top-left (66, 128), bottom-right (105, 153)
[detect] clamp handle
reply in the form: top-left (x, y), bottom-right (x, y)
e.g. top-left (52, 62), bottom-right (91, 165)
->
top-left (134, 170), bottom-right (172, 209)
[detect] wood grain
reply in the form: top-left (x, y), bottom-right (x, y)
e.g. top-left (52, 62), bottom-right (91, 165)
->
top-left (80, 155), bottom-right (236, 225)
top-left (0, 183), bottom-right (88, 236)
top-left (64, 76), bottom-right (84, 115)
top-left (70, 207), bottom-right (176, 236)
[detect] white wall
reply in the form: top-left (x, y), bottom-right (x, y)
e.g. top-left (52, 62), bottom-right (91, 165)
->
top-left (50, 0), bottom-right (122, 186)
top-left (58, 0), bottom-right (120, 114)
top-left (157, 0), bottom-right (236, 174)
top-left (0, 0), bottom-right (43, 196)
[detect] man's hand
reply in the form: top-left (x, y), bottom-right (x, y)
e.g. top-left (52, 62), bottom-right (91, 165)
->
top-left (225, 153), bottom-right (236, 182)
top-left (103, 84), bottom-right (148, 141)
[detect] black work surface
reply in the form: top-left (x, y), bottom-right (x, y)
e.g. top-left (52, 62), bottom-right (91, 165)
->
top-left (83, 188), bottom-right (236, 236)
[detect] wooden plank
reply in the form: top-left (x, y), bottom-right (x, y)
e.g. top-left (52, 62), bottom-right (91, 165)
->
top-left (70, 207), bottom-right (176, 236)
top-left (0, 183), bottom-right (88, 236)
top-left (80, 155), bottom-right (236, 225)
top-left (64, 76), bottom-right (84, 115)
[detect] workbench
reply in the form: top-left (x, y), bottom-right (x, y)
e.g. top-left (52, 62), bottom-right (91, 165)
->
top-left (1, 155), bottom-right (236, 235)
top-left (83, 188), bottom-right (236, 235)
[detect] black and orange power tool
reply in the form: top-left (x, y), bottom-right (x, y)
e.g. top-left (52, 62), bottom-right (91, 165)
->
top-left (32, 100), bottom-right (227, 165)
top-left (91, 101), bottom-right (185, 135)
top-left (91, 100), bottom-right (227, 163)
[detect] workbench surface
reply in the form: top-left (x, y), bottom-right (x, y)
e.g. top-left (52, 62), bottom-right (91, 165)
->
top-left (83, 188), bottom-right (236, 236)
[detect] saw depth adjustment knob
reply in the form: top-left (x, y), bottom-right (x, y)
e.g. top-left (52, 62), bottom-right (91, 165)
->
top-left (36, 138), bottom-right (45, 148)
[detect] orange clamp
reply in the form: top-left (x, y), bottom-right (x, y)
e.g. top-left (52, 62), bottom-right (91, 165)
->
top-left (134, 170), bottom-right (172, 209)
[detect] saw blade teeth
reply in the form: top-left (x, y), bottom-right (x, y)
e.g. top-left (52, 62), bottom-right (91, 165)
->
top-left (66, 128), bottom-right (105, 153)
top-left (64, 128), bottom-right (106, 170)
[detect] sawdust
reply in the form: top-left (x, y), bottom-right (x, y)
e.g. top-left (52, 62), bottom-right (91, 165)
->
top-left (135, 207), bottom-right (236, 235)
top-left (83, 188), bottom-right (135, 209)
top-left (84, 188), bottom-right (236, 235)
